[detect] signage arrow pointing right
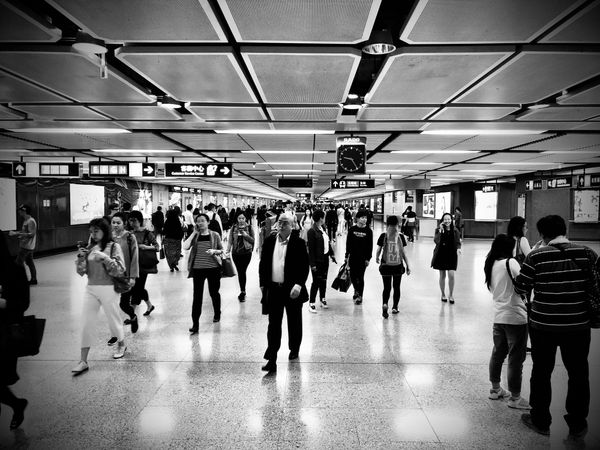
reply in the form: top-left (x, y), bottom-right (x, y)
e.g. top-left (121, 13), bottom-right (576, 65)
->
top-left (143, 165), bottom-right (154, 174)
top-left (220, 166), bottom-right (230, 175)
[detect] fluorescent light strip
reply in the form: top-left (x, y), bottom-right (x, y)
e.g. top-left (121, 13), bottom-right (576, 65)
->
top-left (368, 169), bottom-right (415, 173)
top-left (256, 162), bottom-right (323, 165)
top-left (266, 169), bottom-right (321, 172)
top-left (216, 129), bottom-right (334, 135)
top-left (492, 162), bottom-right (554, 165)
top-left (374, 162), bottom-right (436, 165)
top-left (462, 169), bottom-right (512, 173)
top-left (421, 129), bottom-right (545, 135)
top-left (242, 150), bottom-right (328, 154)
top-left (92, 149), bottom-right (181, 153)
top-left (391, 150), bottom-right (479, 154)
top-left (8, 128), bottom-right (131, 134)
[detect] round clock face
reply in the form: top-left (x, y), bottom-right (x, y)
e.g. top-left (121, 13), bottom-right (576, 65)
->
top-left (338, 145), bottom-right (365, 173)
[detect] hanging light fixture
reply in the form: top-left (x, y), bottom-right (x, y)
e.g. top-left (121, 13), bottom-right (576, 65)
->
top-left (72, 31), bottom-right (108, 79)
top-left (362, 29), bottom-right (396, 55)
top-left (157, 96), bottom-right (182, 109)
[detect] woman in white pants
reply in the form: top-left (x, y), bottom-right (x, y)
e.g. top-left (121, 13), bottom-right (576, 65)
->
top-left (72, 218), bottom-right (127, 375)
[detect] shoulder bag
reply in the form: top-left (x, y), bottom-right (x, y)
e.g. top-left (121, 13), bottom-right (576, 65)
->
top-left (109, 243), bottom-right (133, 293)
top-left (9, 315), bottom-right (46, 357)
top-left (138, 230), bottom-right (159, 270)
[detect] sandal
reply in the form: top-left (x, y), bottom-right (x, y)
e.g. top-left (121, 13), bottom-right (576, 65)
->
top-left (441, 296), bottom-right (448, 302)
top-left (449, 297), bottom-right (455, 304)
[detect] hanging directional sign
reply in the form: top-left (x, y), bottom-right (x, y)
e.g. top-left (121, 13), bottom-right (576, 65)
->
top-left (141, 163), bottom-right (156, 177)
top-left (330, 178), bottom-right (375, 189)
top-left (278, 178), bottom-right (313, 188)
top-left (89, 162), bottom-right (129, 177)
top-left (39, 163), bottom-right (81, 177)
top-left (12, 162), bottom-right (26, 177)
top-left (165, 163), bottom-right (232, 178)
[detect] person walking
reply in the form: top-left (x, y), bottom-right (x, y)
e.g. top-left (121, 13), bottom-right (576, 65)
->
top-left (325, 204), bottom-right (338, 243)
top-left (431, 212), bottom-right (462, 304)
top-left (514, 215), bottom-right (598, 438)
top-left (300, 208), bottom-right (313, 241)
top-left (9, 205), bottom-right (38, 285)
top-left (0, 231), bottom-right (30, 429)
top-left (345, 210), bottom-right (373, 305)
top-left (111, 213), bottom-right (139, 338)
top-left (259, 212), bottom-right (309, 373)
top-left (306, 209), bottom-right (337, 313)
top-left (484, 234), bottom-right (530, 410)
top-left (227, 211), bottom-right (255, 302)
top-left (183, 204), bottom-right (194, 239)
top-left (151, 206), bottom-right (164, 242)
top-left (507, 216), bottom-right (531, 266)
top-left (401, 206), bottom-right (417, 243)
top-left (162, 208), bottom-right (184, 272)
top-left (375, 215), bottom-right (411, 318)
top-left (184, 213), bottom-right (224, 333)
top-left (454, 206), bottom-right (464, 239)
top-left (73, 218), bottom-right (127, 375)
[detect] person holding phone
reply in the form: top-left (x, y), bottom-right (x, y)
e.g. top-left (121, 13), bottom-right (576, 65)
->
top-left (431, 212), bottom-right (462, 304)
top-left (227, 212), bottom-right (255, 302)
top-left (183, 213), bottom-right (224, 333)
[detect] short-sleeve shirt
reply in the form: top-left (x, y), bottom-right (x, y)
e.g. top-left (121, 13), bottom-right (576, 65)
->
top-left (377, 233), bottom-right (403, 266)
top-left (19, 217), bottom-right (37, 250)
top-left (193, 234), bottom-right (219, 269)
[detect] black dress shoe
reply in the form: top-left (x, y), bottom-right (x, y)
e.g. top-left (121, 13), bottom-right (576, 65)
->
top-left (288, 351), bottom-right (299, 360)
top-left (189, 326), bottom-right (199, 334)
top-left (213, 316), bottom-right (220, 323)
top-left (10, 399), bottom-right (27, 430)
top-left (261, 361), bottom-right (277, 373)
top-left (521, 414), bottom-right (550, 436)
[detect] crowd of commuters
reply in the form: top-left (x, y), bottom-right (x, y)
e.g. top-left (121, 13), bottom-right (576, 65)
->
top-left (1, 197), bottom-right (597, 440)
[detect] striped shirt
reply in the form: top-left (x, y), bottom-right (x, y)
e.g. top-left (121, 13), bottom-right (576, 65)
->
top-left (514, 238), bottom-right (597, 331)
top-left (193, 235), bottom-right (219, 269)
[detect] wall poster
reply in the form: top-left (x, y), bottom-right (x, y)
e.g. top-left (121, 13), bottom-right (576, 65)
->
top-left (574, 190), bottom-right (599, 223)
top-left (422, 193), bottom-right (435, 218)
top-left (70, 184), bottom-right (105, 225)
top-left (0, 178), bottom-right (17, 230)
top-left (475, 191), bottom-right (498, 221)
top-left (435, 191), bottom-right (452, 219)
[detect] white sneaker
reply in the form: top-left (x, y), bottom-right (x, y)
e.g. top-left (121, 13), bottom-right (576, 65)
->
top-left (113, 342), bottom-right (127, 359)
top-left (71, 361), bottom-right (89, 375)
top-left (508, 396), bottom-right (531, 410)
top-left (489, 387), bottom-right (510, 400)
top-left (320, 299), bottom-right (328, 309)
top-left (309, 304), bottom-right (317, 313)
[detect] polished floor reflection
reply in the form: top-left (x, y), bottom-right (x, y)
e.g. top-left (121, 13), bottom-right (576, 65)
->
top-left (1, 229), bottom-right (599, 449)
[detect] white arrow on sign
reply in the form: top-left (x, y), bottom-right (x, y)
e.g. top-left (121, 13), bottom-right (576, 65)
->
top-left (15, 164), bottom-right (25, 174)
top-left (220, 166), bottom-right (230, 175)
top-left (143, 165), bottom-right (154, 174)
top-left (332, 180), bottom-right (338, 187)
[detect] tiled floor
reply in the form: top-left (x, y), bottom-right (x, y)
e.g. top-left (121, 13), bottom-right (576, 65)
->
top-left (1, 228), bottom-right (599, 449)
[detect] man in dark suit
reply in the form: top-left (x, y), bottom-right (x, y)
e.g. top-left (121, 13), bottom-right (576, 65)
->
top-left (259, 212), bottom-right (309, 373)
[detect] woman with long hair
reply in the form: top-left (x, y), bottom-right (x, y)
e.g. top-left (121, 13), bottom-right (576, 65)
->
top-left (127, 211), bottom-right (158, 315)
top-left (306, 209), bottom-right (337, 312)
top-left (73, 218), bottom-right (127, 375)
top-left (431, 212), bottom-right (461, 303)
top-left (227, 211), bottom-right (255, 302)
top-left (507, 216), bottom-right (531, 266)
top-left (0, 230), bottom-right (30, 429)
top-left (162, 208), bottom-right (184, 272)
top-left (184, 213), bottom-right (224, 333)
top-left (300, 208), bottom-right (313, 241)
top-left (483, 234), bottom-right (530, 410)
top-left (375, 216), bottom-right (411, 318)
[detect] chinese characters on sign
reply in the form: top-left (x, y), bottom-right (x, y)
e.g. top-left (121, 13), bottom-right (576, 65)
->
top-left (330, 179), bottom-right (375, 189)
top-left (165, 163), bottom-right (232, 178)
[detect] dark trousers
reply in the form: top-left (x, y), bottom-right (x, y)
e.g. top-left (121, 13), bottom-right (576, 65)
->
top-left (191, 268), bottom-right (221, 325)
top-left (489, 323), bottom-right (528, 395)
top-left (381, 273), bottom-right (402, 308)
top-left (405, 226), bottom-right (415, 242)
top-left (529, 328), bottom-right (591, 430)
top-left (326, 223), bottom-right (337, 241)
top-left (349, 259), bottom-right (367, 296)
top-left (186, 225), bottom-right (194, 239)
top-left (264, 284), bottom-right (303, 362)
top-left (120, 273), bottom-right (149, 318)
top-left (310, 259), bottom-right (329, 302)
top-left (232, 252), bottom-right (252, 292)
top-left (16, 248), bottom-right (36, 281)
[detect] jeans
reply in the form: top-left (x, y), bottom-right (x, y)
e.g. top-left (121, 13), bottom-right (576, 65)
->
top-left (310, 259), bottom-right (329, 302)
top-left (16, 248), bottom-right (36, 281)
top-left (382, 273), bottom-right (402, 308)
top-left (120, 272), bottom-right (150, 318)
top-left (488, 323), bottom-right (528, 396)
top-left (529, 327), bottom-right (590, 430)
top-left (232, 252), bottom-right (252, 292)
top-left (349, 258), bottom-right (367, 296)
top-left (264, 284), bottom-right (303, 362)
top-left (191, 268), bottom-right (222, 326)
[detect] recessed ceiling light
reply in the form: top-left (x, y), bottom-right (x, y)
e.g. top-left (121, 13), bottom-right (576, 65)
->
top-left (527, 103), bottom-right (551, 110)
top-left (421, 129), bottom-right (545, 135)
top-left (8, 128), bottom-right (131, 134)
top-left (216, 129), bottom-right (334, 135)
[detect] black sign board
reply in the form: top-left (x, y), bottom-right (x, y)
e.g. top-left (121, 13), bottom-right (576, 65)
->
top-left (165, 163), bottom-right (232, 178)
top-left (39, 163), bottom-right (81, 177)
top-left (533, 180), bottom-right (543, 190)
top-left (89, 162), bottom-right (129, 177)
top-left (481, 185), bottom-right (496, 193)
top-left (141, 163), bottom-right (156, 177)
top-left (278, 178), bottom-right (313, 188)
top-left (547, 177), bottom-right (572, 189)
top-left (296, 193), bottom-right (311, 199)
top-left (591, 175), bottom-right (600, 187)
top-left (12, 162), bottom-right (26, 177)
top-left (330, 178), bottom-right (375, 189)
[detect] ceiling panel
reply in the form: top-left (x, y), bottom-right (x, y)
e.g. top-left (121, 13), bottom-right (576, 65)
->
top-left (358, 107), bottom-right (436, 121)
top-left (447, 134), bottom-right (556, 151)
top-left (575, 122), bottom-right (600, 131)
top-left (218, 0), bottom-right (380, 43)
top-left (0, 50), bottom-right (153, 103)
top-left (517, 106), bottom-right (600, 121)
top-left (0, 1), bottom-right (62, 42)
top-left (430, 106), bottom-right (518, 121)
top-left (524, 151), bottom-right (600, 164)
top-left (162, 133), bottom-right (252, 151)
top-left (0, 70), bottom-right (68, 103)
top-left (457, 51), bottom-right (600, 104)
top-left (240, 134), bottom-right (315, 151)
top-left (268, 107), bottom-right (340, 121)
top-left (385, 134), bottom-right (469, 150)
top-left (14, 105), bottom-right (108, 120)
top-left (336, 122), bottom-right (426, 132)
top-left (242, 48), bottom-right (361, 103)
top-left (540, 1), bottom-right (600, 43)
top-left (47, 0), bottom-right (225, 43)
top-left (476, 152), bottom-right (543, 162)
top-left (114, 120), bottom-right (210, 130)
top-left (558, 84), bottom-right (600, 105)
top-left (0, 134), bottom-right (57, 150)
top-left (116, 47), bottom-right (257, 103)
top-left (316, 134), bottom-right (389, 151)
top-left (0, 106), bottom-right (24, 120)
top-left (517, 134), bottom-right (600, 150)
top-left (367, 49), bottom-right (512, 104)
top-left (423, 121), bottom-right (583, 131)
top-left (91, 106), bottom-right (181, 121)
top-left (401, 0), bottom-right (583, 44)
top-left (189, 106), bottom-right (266, 121)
